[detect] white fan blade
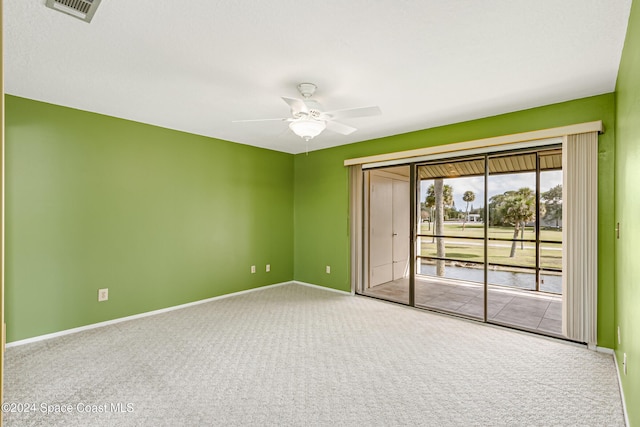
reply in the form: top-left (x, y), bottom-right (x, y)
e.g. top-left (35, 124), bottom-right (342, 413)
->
top-left (282, 97), bottom-right (309, 114)
top-left (326, 120), bottom-right (357, 135)
top-left (324, 106), bottom-right (381, 120)
top-left (232, 118), bottom-right (291, 123)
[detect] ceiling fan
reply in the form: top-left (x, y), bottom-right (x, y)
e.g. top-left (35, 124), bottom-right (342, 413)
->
top-left (233, 83), bottom-right (381, 141)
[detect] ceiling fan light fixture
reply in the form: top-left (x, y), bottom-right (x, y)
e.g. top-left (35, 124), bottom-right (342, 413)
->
top-left (289, 118), bottom-right (326, 141)
top-left (234, 82), bottom-right (381, 142)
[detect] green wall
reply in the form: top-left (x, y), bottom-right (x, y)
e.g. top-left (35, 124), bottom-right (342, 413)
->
top-left (615, 0), bottom-right (640, 424)
top-left (5, 95), bottom-right (294, 342)
top-left (6, 67), bottom-right (631, 419)
top-left (6, 91), bottom-right (620, 368)
top-left (294, 93), bottom-right (617, 348)
top-left (4, 51), bottom-right (633, 419)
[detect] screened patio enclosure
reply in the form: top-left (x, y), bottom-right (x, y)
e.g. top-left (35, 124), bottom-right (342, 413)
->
top-left (360, 147), bottom-right (565, 338)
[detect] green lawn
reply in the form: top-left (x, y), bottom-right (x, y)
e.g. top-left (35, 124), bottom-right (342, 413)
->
top-left (418, 223), bottom-right (562, 270)
top-left (419, 222), bottom-right (562, 241)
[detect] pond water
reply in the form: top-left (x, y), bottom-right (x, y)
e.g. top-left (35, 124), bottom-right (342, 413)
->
top-left (419, 263), bottom-right (561, 294)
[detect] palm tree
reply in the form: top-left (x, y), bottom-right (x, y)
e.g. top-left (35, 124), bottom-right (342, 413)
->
top-left (498, 188), bottom-right (536, 257)
top-left (541, 184), bottom-right (562, 228)
top-left (462, 190), bottom-right (475, 231)
top-left (425, 180), bottom-right (453, 276)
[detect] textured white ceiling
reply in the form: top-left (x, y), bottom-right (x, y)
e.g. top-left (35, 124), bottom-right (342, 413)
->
top-left (4, 0), bottom-right (632, 154)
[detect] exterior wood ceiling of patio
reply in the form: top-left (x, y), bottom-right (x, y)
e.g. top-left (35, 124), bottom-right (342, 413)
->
top-left (418, 149), bottom-right (562, 179)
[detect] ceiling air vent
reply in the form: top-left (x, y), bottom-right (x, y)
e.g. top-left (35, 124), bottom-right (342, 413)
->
top-left (45, 0), bottom-right (102, 23)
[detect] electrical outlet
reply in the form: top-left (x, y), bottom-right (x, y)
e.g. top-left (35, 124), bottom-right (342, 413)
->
top-left (251, 265), bottom-right (256, 274)
top-left (266, 264), bottom-right (270, 272)
top-left (623, 353), bottom-right (627, 375)
top-left (326, 265), bottom-right (331, 274)
top-left (98, 288), bottom-right (108, 302)
top-left (618, 326), bottom-right (621, 345)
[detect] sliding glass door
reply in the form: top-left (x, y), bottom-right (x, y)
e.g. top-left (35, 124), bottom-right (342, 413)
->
top-left (415, 157), bottom-right (485, 319)
top-left (358, 146), bottom-right (564, 338)
top-left (485, 150), bottom-right (562, 335)
top-left (361, 165), bottom-right (411, 304)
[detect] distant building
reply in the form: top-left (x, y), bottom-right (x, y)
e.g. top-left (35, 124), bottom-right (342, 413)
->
top-left (468, 213), bottom-right (481, 222)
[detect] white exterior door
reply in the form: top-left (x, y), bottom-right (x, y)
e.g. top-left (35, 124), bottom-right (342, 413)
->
top-left (369, 174), bottom-right (394, 286)
top-left (392, 179), bottom-right (410, 280)
top-left (369, 172), bottom-right (410, 287)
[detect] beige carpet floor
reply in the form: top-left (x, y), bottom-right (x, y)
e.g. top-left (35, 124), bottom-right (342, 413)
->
top-left (3, 283), bottom-right (625, 426)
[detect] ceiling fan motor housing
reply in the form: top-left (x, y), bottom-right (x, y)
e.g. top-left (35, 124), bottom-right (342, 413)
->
top-left (290, 99), bottom-right (323, 119)
top-left (303, 100), bottom-right (323, 119)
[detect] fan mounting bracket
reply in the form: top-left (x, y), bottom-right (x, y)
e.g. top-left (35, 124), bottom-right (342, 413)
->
top-left (297, 83), bottom-right (317, 98)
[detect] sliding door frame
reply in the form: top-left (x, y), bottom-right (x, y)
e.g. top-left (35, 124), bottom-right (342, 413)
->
top-left (357, 144), bottom-right (565, 336)
top-left (349, 121), bottom-right (601, 345)
top-left (409, 163), bottom-right (416, 307)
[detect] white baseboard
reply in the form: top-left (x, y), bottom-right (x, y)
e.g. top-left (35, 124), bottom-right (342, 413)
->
top-left (599, 343), bottom-right (628, 426)
top-left (596, 346), bottom-right (614, 355)
top-left (613, 351), bottom-right (630, 427)
top-left (293, 280), bottom-right (353, 295)
top-left (6, 280), bottom-right (295, 348)
top-left (6, 281), bottom-right (352, 348)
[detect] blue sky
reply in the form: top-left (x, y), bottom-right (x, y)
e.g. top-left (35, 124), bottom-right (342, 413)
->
top-left (419, 170), bottom-right (562, 211)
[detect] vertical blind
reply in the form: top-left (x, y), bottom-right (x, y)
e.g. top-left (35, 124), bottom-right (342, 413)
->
top-left (349, 164), bottom-right (363, 294)
top-left (562, 132), bottom-right (599, 346)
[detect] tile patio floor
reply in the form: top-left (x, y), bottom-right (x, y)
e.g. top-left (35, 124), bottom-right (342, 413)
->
top-left (362, 276), bottom-right (563, 337)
